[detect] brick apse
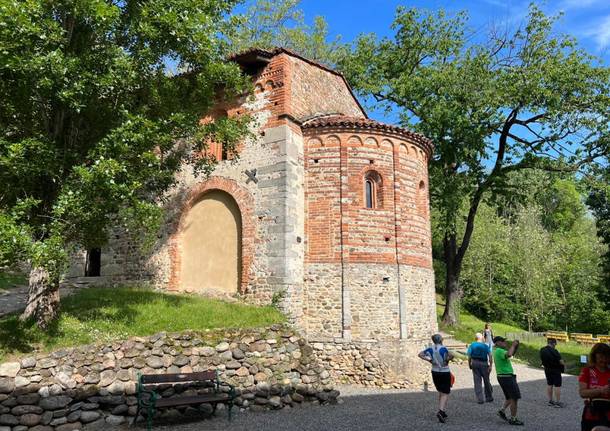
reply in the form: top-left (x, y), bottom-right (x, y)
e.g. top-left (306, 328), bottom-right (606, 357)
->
top-left (69, 48), bottom-right (438, 387)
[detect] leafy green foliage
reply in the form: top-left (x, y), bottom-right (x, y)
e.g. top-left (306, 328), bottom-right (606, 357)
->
top-left (0, 286), bottom-right (285, 361)
top-left (338, 4), bottom-right (610, 324)
top-left (447, 173), bottom-right (609, 333)
top-left (586, 169), bottom-right (610, 300)
top-left (230, 0), bottom-right (341, 63)
top-left (0, 0), bottom-right (251, 286)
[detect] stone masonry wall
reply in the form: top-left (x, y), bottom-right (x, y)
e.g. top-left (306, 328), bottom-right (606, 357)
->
top-left (0, 326), bottom-right (338, 431)
top-left (311, 339), bottom-right (430, 389)
top-left (66, 53), bottom-right (310, 325)
top-left (303, 264), bottom-right (437, 342)
top-left (401, 266), bottom-right (437, 340)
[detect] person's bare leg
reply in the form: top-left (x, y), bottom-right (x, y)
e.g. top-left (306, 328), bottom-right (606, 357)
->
top-left (547, 385), bottom-right (553, 402)
top-left (509, 399), bottom-right (518, 418)
top-left (502, 399), bottom-right (511, 411)
top-left (554, 386), bottom-right (561, 402)
top-left (439, 393), bottom-right (448, 412)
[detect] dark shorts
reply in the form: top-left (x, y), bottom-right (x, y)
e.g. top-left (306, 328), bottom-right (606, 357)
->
top-left (544, 369), bottom-right (562, 387)
top-left (431, 371), bottom-right (451, 394)
top-left (497, 374), bottom-right (521, 400)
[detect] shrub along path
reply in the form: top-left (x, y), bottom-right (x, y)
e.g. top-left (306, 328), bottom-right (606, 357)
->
top-left (0, 287), bottom-right (284, 362)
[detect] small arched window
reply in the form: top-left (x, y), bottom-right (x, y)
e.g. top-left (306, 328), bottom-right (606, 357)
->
top-left (364, 170), bottom-right (383, 209)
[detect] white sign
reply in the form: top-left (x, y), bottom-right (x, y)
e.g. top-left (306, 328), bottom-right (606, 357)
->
top-left (581, 355), bottom-right (588, 364)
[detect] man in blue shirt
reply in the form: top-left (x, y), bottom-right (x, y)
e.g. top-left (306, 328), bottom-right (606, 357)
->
top-left (467, 332), bottom-right (494, 404)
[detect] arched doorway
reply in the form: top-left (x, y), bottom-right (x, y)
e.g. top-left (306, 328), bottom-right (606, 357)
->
top-left (179, 190), bottom-right (242, 293)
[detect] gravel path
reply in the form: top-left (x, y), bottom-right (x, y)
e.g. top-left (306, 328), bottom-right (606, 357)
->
top-left (0, 285), bottom-right (79, 318)
top-left (135, 362), bottom-right (583, 431)
top-left (0, 285), bottom-right (30, 317)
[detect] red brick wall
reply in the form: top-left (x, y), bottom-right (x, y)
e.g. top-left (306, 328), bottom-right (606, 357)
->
top-left (304, 129), bottom-right (432, 269)
top-left (234, 53), bottom-right (366, 134)
top-left (286, 56), bottom-right (364, 120)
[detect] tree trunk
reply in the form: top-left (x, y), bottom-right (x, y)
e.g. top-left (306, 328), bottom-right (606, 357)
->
top-left (441, 232), bottom-right (462, 326)
top-left (442, 264), bottom-right (461, 326)
top-left (20, 267), bottom-right (60, 329)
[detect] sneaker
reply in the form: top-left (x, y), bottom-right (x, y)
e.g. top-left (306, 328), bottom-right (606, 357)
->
top-left (548, 400), bottom-right (556, 407)
top-left (439, 410), bottom-right (448, 418)
top-left (478, 401), bottom-right (485, 404)
top-left (498, 410), bottom-right (508, 421)
top-left (437, 411), bottom-right (446, 423)
top-left (486, 398), bottom-right (494, 403)
top-left (508, 418), bottom-right (525, 426)
top-left (553, 401), bottom-right (565, 408)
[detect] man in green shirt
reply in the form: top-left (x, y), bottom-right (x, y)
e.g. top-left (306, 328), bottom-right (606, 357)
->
top-left (493, 336), bottom-right (524, 426)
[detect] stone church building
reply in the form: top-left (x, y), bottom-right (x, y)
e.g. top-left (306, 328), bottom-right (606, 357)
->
top-left (70, 48), bottom-right (437, 386)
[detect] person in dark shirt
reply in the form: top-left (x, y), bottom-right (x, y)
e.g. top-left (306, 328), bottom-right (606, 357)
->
top-left (540, 338), bottom-right (565, 407)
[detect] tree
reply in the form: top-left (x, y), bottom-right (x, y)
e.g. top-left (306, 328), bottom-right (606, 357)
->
top-left (586, 171), bottom-right (610, 300)
top-left (539, 179), bottom-right (585, 232)
top-left (454, 171), bottom-right (608, 332)
top-left (338, 5), bottom-right (610, 325)
top-left (0, 0), bottom-right (250, 328)
top-left (508, 206), bottom-right (560, 332)
top-left (230, 0), bottom-right (341, 62)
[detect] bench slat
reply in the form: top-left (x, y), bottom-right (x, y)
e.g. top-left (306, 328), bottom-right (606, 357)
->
top-left (141, 371), bottom-right (216, 384)
top-left (155, 394), bottom-right (230, 408)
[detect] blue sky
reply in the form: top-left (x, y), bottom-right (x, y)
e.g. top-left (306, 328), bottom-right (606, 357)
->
top-left (292, 0), bottom-right (609, 125)
top-left (297, 0), bottom-right (610, 61)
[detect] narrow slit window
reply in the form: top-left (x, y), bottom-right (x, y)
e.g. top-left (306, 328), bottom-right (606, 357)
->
top-left (365, 179), bottom-right (374, 208)
top-left (364, 170), bottom-right (383, 209)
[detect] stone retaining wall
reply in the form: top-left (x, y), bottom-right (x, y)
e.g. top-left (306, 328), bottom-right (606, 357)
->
top-left (0, 326), bottom-right (338, 431)
top-left (311, 339), bottom-right (430, 389)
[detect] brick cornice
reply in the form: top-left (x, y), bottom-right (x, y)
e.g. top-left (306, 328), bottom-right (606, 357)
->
top-left (301, 116), bottom-right (433, 160)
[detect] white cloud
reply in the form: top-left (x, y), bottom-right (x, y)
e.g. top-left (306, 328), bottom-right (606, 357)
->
top-left (480, 0), bottom-right (511, 7)
top-left (558, 0), bottom-right (606, 10)
top-left (584, 14), bottom-right (610, 49)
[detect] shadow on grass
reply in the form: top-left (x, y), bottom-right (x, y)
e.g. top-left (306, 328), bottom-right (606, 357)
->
top-left (0, 271), bottom-right (27, 291)
top-left (0, 287), bottom-right (283, 361)
top-left (0, 288), bottom-right (209, 360)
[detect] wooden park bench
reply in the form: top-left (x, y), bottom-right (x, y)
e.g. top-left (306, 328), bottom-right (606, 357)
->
top-left (570, 333), bottom-right (599, 345)
top-left (135, 371), bottom-right (235, 431)
top-left (545, 331), bottom-right (569, 343)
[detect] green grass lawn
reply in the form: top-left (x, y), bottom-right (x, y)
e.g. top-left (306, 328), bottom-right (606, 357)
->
top-left (0, 271), bottom-right (27, 291)
top-left (437, 299), bottom-right (590, 375)
top-left (0, 287), bottom-right (285, 362)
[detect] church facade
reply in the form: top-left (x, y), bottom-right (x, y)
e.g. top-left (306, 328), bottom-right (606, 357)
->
top-left (70, 48), bottom-right (437, 385)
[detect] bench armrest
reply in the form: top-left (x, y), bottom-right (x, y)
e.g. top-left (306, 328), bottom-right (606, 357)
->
top-left (136, 373), bottom-right (159, 407)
